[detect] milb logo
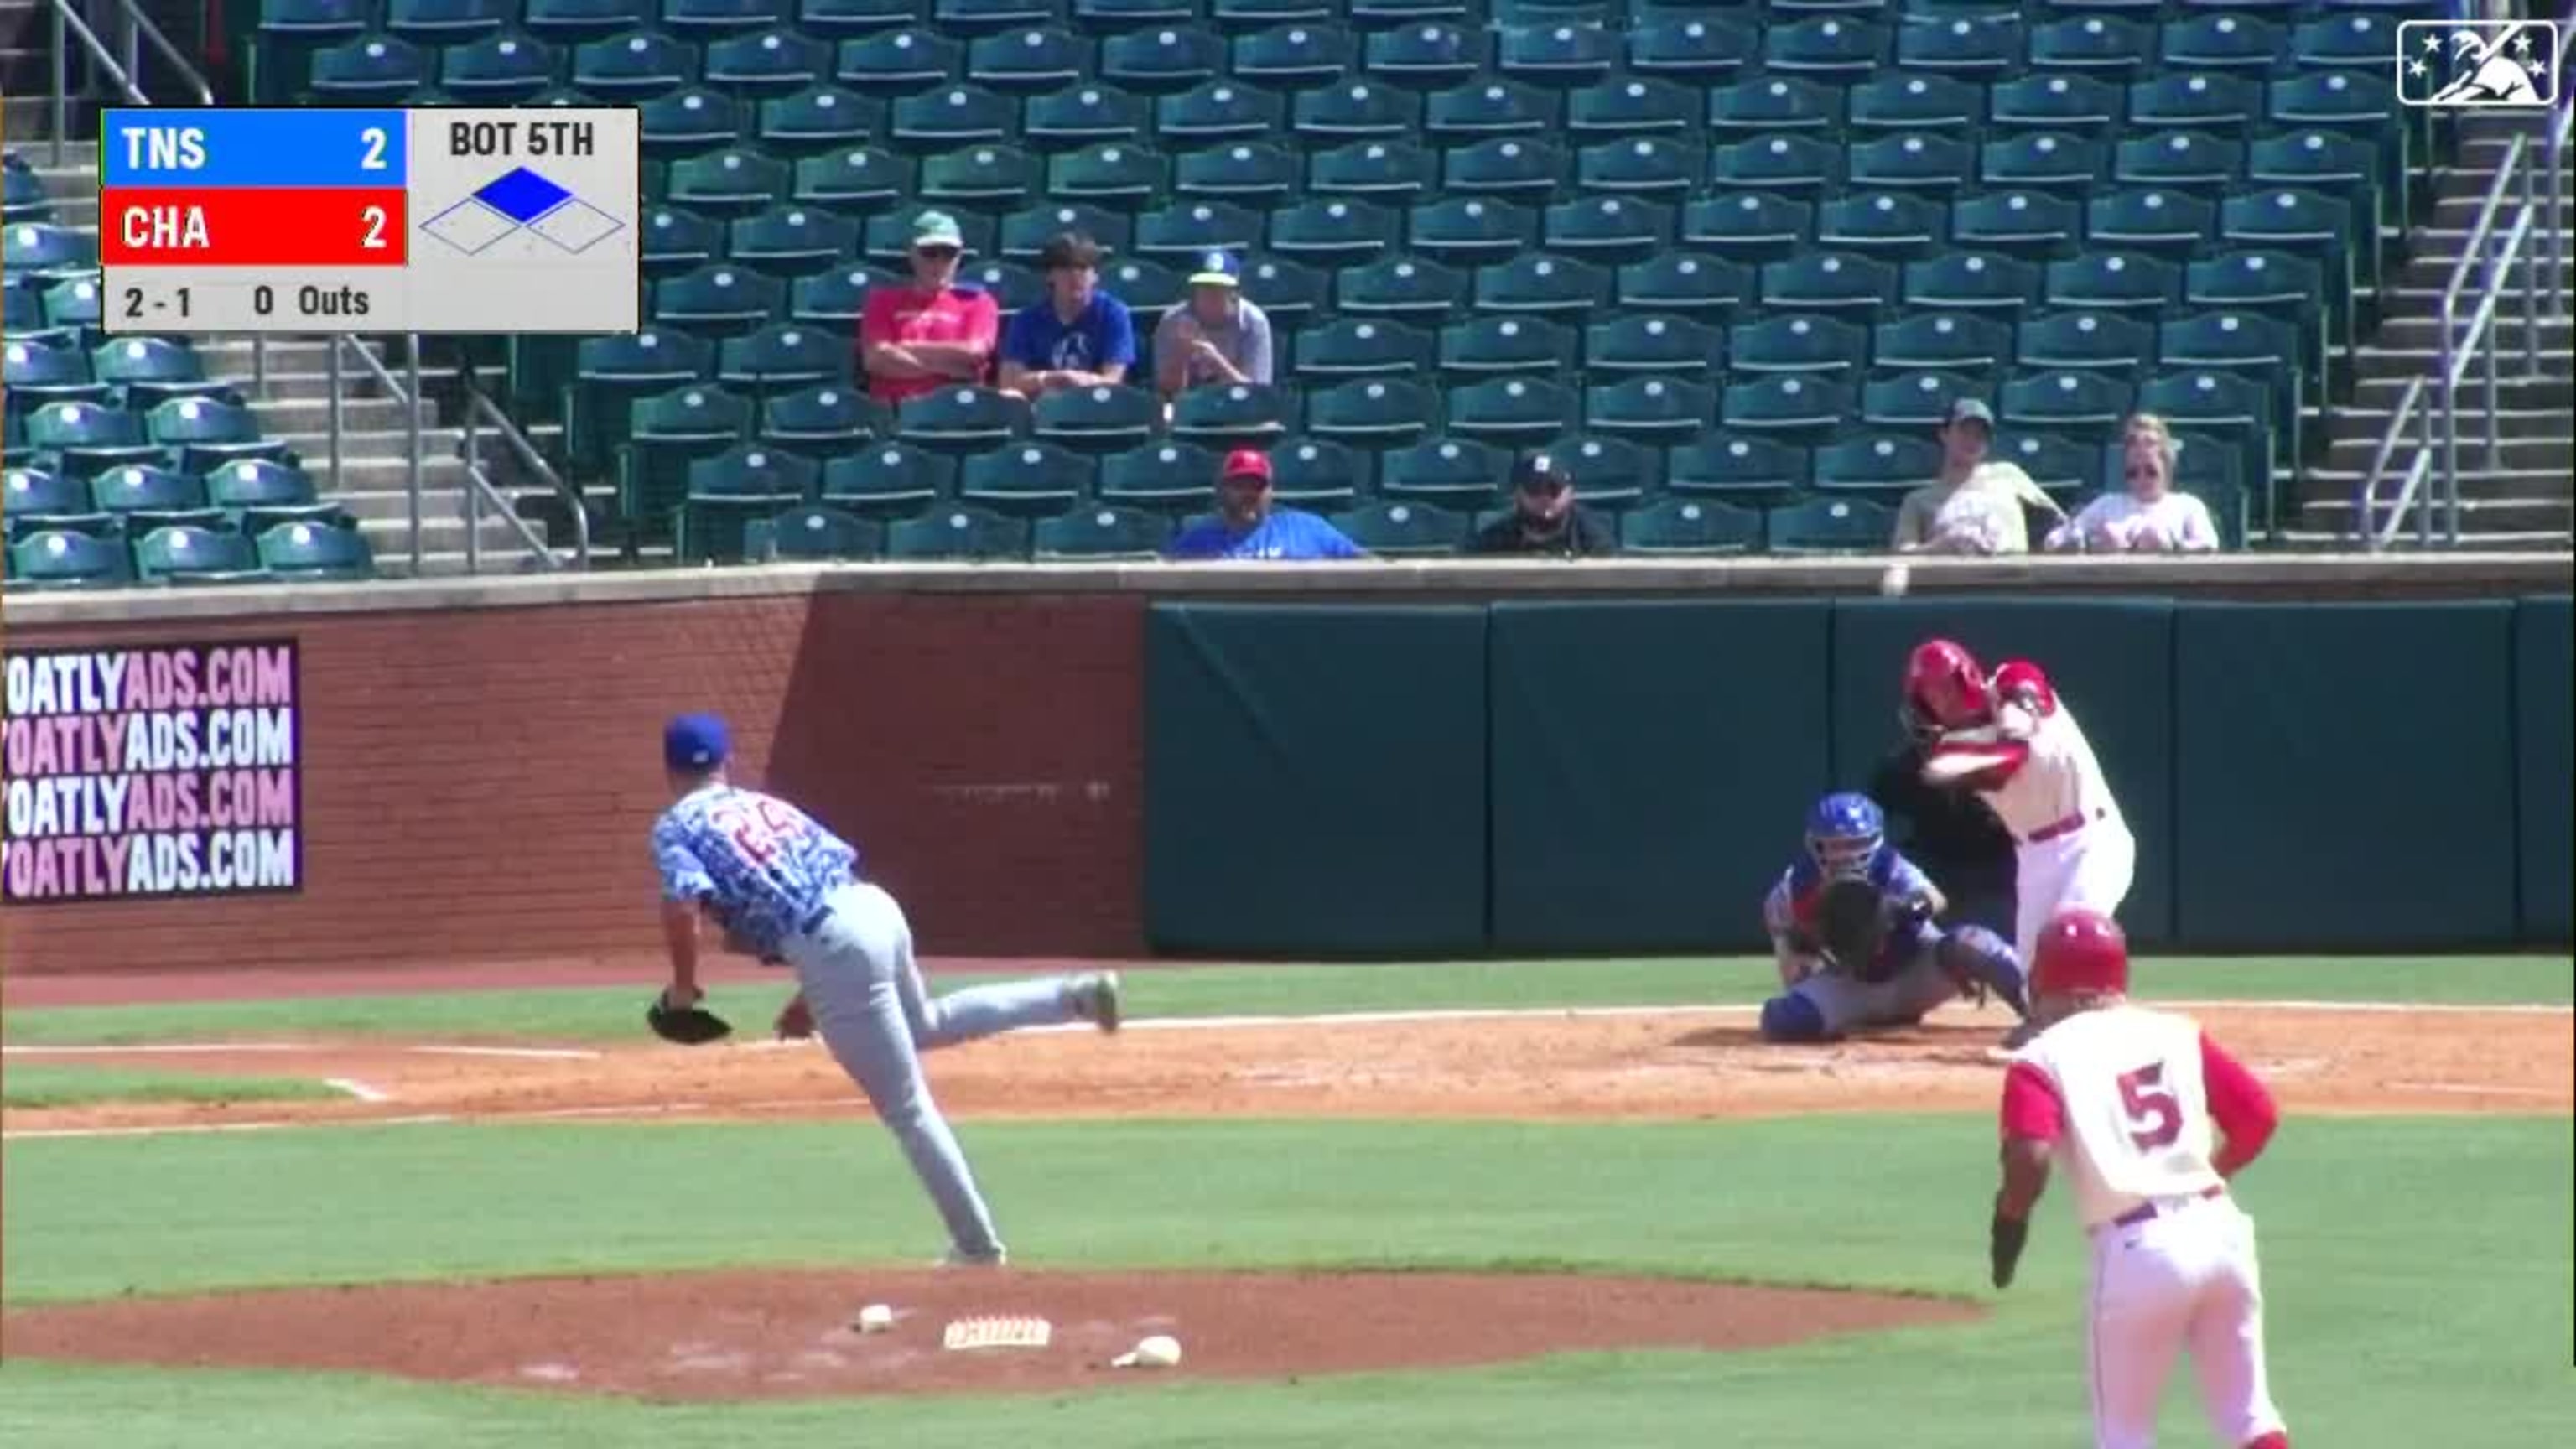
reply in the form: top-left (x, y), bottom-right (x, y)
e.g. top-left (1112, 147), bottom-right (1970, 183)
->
top-left (2397, 19), bottom-right (2563, 108)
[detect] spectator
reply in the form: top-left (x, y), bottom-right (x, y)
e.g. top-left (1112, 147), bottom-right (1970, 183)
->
top-left (1154, 251), bottom-right (1275, 399)
top-left (2044, 413), bottom-right (2222, 553)
top-left (998, 232), bottom-right (1136, 399)
top-left (1893, 398), bottom-right (2065, 555)
top-left (1165, 449), bottom-right (1366, 561)
top-left (859, 212), bottom-right (1000, 405)
top-left (1470, 450), bottom-right (1618, 557)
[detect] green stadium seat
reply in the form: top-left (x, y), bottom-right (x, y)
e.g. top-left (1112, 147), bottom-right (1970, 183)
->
top-left (575, 32), bottom-right (698, 101)
top-left (891, 85), bottom-right (1019, 152)
top-left (130, 524), bottom-right (266, 585)
top-left (1327, 500), bottom-right (1467, 558)
top-left (958, 439), bottom-right (1095, 515)
top-left (1586, 375), bottom-right (1714, 445)
top-left (639, 89), bottom-right (744, 160)
top-left (2159, 308), bottom-right (2304, 467)
top-left (1812, 432), bottom-right (1942, 501)
top-left (967, 25), bottom-right (1093, 91)
top-left (308, 34), bottom-right (428, 104)
top-left (1949, 190), bottom-right (2080, 264)
top-left (12, 527), bottom-right (133, 587)
top-left (40, 277), bottom-right (104, 333)
top-left (1678, 190), bottom-right (1811, 262)
top-left (1898, 11), bottom-right (2020, 80)
top-left (1362, 23), bottom-right (1481, 90)
top-left (1311, 139), bottom-right (1437, 201)
top-left (2044, 251), bottom-right (2179, 315)
top-left (1032, 383), bottom-right (1161, 453)
top-left (822, 440), bottom-right (957, 517)
top-left (1706, 76), bottom-right (1841, 138)
top-left (1845, 135), bottom-right (1975, 202)
top-left (5, 339), bottom-right (105, 413)
top-left (2, 281), bottom-right (49, 335)
top-left (1379, 435), bottom-right (1513, 512)
top-left (885, 502), bottom-right (1030, 560)
top-left (1996, 432), bottom-right (2096, 501)
top-left (2130, 72), bottom-right (2259, 135)
top-left (1817, 191), bottom-right (1945, 261)
top-left (799, 0), bottom-right (918, 34)
top-left (1990, 72), bottom-right (2121, 138)
top-left (1497, 23), bottom-right (1621, 90)
top-left (2138, 368), bottom-right (2276, 532)
top-left (1722, 373), bottom-right (1852, 438)
top-left (1543, 195), bottom-right (1673, 263)
top-left (256, 519), bottom-right (377, 580)
top-left (834, 27), bottom-right (964, 94)
top-left (2026, 13), bottom-right (2152, 75)
top-left (2159, 12), bottom-right (2283, 74)
top-left (1620, 496), bottom-right (1760, 554)
top-left (1267, 196), bottom-right (1402, 267)
top-left (1766, 495), bottom-right (1890, 554)
top-left (619, 384), bottom-right (755, 538)
top-left (761, 383), bottom-right (888, 454)
top-left (1104, 255), bottom-right (1187, 312)
top-left (91, 463), bottom-right (221, 533)
top-left (1444, 377), bottom-right (1575, 446)
top-left (730, 205), bottom-right (864, 277)
top-left (1022, 82), bottom-right (1150, 151)
top-left (1046, 141), bottom-right (1164, 209)
top-left (2016, 309), bottom-right (2153, 375)
top-left (1293, 80), bottom-right (1420, 148)
top-left (1174, 141), bottom-right (1301, 205)
top-left (2185, 246), bottom-right (2330, 377)
top-left (759, 86), bottom-right (882, 154)
top-left (652, 263), bottom-right (787, 336)
top-left (2292, 10), bottom-right (2404, 70)
top-left (2252, 127), bottom-right (2398, 231)
top-left (1567, 75), bottom-right (1699, 140)
top-left (919, 143), bottom-right (1042, 210)
top-left (1102, 24), bottom-right (1225, 94)
top-left (252, 0), bottom-right (376, 102)
top-left (1618, 255), bottom-right (1748, 322)
top-left (26, 402), bottom-right (166, 477)
top-left (964, 259), bottom-right (1043, 311)
top-left (2113, 129), bottom-right (2245, 193)
top-left (1763, 15), bottom-right (1888, 82)
top-left (669, 148), bottom-right (793, 216)
top-left (5, 222), bottom-right (98, 283)
top-left (6, 465), bottom-right (97, 523)
top-left (1441, 137), bottom-right (1565, 202)
top-left (1540, 433), bottom-right (1654, 508)
top-left (1266, 435), bottom-right (1368, 509)
top-left (1899, 249), bottom-right (2041, 317)
top-left (1666, 431), bottom-right (1807, 506)
top-left (146, 398), bottom-right (283, 475)
top-left (1303, 377), bottom-right (1439, 448)
top-left (1862, 369), bottom-right (1991, 431)
top-left (204, 458), bottom-right (320, 514)
top-left (788, 262), bottom-right (896, 327)
top-left (793, 146), bottom-right (913, 211)
top-left (1001, 202), bottom-right (1133, 260)
top-left (1294, 317), bottom-right (1433, 382)
top-left (1473, 252), bottom-right (1612, 319)
top-left (1710, 132), bottom-right (1842, 198)
top-left (860, 205), bottom-right (996, 262)
top-left (717, 322), bottom-right (849, 397)
top-left (1157, 80), bottom-right (1286, 147)
top-left (1759, 252), bottom-right (1898, 320)
top-left (644, 205), bottom-right (726, 278)
top-left (664, 0), bottom-right (795, 39)
top-left (1847, 75), bottom-right (1981, 136)
top-left (1209, 0), bottom-right (1334, 29)
top-left (1872, 310), bottom-right (2010, 375)
top-left (1729, 311), bottom-right (1866, 377)
top-left (1033, 502), bottom-right (1171, 558)
top-left (1577, 137), bottom-right (1701, 199)
top-left (934, 0), bottom-right (1063, 39)
top-left (2000, 368), bottom-right (2133, 444)
top-left (1586, 312), bottom-right (1722, 378)
top-left (437, 32), bottom-right (557, 104)
top-left (678, 444), bottom-right (821, 563)
top-left (1408, 195), bottom-right (1540, 268)
top-left (562, 328), bottom-right (716, 473)
top-left (1171, 381), bottom-right (1292, 447)
top-left (750, 502), bottom-right (885, 561)
top-left (1626, 16), bottom-right (1757, 83)
top-left (1233, 23), bottom-right (1357, 90)
top-left (1134, 200), bottom-right (1264, 262)
top-left (1981, 132), bottom-right (2108, 195)
top-left (1330, 255), bottom-right (1462, 321)
top-left (896, 385), bottom-right (1032, 453)
top-left (385, 0), bottom-right (510, 45)
top-left (524, 0), bottom-right (652, 44)
top-left (1237, 253), bottom-right (1325, 329)
top-left (2219, 185), bottom-right (2361, 310)
top-left (2085, 188), bottom-right (2219, 262)
top-left (1099, 439), bottom-right (1220, 511)
top-left (1424, 75), bottom-right (1555, 143)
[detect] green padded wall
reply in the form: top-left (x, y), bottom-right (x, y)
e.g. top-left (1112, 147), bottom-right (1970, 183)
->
top-left (2174, 600), bottom-right (2517, 948)
top-left (2515, 596), bottom-right (2573, 943)
top-left (1488, 600), bottom-right (1834, 953)
top-left (1828, 599), bottom-right (2179, 945)
top-left (1143, 603), bottom-right (1489, 955)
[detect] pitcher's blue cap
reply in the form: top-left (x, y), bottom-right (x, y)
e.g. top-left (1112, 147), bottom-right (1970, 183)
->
top-left (664, 713), bottom-right (730, 772)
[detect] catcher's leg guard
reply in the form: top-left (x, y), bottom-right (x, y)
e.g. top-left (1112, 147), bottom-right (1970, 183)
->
top-left (1758, 991), bottom-right (1830, 1043)
top-left (1939, 925), bottom-right (2030, 1020)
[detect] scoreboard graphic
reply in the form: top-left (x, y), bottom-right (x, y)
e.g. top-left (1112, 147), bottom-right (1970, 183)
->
top-left (100, 106), bottom-right (640, 336)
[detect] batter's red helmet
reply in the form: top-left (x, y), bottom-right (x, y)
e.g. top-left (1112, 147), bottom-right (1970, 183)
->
top-left (2033, 909), bottom-right (2130, 997)
top-left (1903, 638), bottom-right (1991, 735)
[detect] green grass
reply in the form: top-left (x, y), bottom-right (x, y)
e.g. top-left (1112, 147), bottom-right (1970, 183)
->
top-left (0, 1066), bottom-right (345, 1109)
top-left (3, 1114), bottom-right (2568, 1447)
top-left (4, 954), bottom-right (2565, 1047)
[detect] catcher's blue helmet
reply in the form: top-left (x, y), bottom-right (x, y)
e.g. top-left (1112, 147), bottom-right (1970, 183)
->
top-left (1805, 792), bottom-right (1884, 877)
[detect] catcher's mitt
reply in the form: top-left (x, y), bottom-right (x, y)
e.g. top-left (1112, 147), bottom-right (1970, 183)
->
top-left (1815, 878), bottom-right (1887, 974)
top-left (647, 994), bottom-right (733, 1046)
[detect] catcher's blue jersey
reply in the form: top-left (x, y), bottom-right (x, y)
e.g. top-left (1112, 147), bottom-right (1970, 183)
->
top-left (1763, 847), bottom-right (1943, 984)
top-left (652, 784), bottom-right (859, 961)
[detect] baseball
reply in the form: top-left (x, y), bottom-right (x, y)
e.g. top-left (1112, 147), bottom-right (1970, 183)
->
top-left (855, 1303), bottom-right (895, 1334)
top-left (1878, 561), bottom-right (1912, 597)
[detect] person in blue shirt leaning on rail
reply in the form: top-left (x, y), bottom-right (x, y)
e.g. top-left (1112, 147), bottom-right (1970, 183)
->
top-left (1165, 448), bottom-right (1368, 560)
top-left (996, 231), bottom-right (1136, 401)
top-left (649, 713), bottom-right (1123, 1267)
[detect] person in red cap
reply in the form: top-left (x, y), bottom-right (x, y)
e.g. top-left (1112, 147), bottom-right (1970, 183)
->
top-left (1992, 908), bottom-right (2290, 1449)
top-left (1164, 448), bottom-right (1365, 561)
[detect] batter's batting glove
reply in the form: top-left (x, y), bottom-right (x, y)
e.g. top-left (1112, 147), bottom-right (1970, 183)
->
top-left (1988, 1200), bottom-right (2030, 1291)
top-left (647, 991), bottom-right (733, 1046)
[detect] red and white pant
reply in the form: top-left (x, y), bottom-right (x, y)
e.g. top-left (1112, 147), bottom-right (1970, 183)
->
top-left (2086, 1191), bottom-right (2288, 1449)
top-left (2015, 811), bottom-right (2137, 967)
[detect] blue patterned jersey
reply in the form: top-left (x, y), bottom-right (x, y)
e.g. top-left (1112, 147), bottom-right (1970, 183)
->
top-left (652, 784), bottom-right (859, 962)
top-left (1761, 846), bottom-right (1941, 984)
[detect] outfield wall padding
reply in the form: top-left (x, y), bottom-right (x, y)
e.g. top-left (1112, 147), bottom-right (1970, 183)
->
top-left (2174, 600), bottom-right (2519, 949)
top-left (1486, 600), bottom-right (1832, 953)
top-left (2514, 595), bottom-right (2574, 944)
top-left (1143, 603), bottom-right (1490, 955)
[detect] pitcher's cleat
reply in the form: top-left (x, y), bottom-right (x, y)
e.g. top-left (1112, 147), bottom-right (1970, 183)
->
top-left (1069, 972), bottom-right (1123, 1033)
top-left (936, 1246), bottom-right (1009, 1269)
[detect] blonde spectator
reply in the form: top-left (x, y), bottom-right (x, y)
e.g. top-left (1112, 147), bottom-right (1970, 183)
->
top-left (1893, 398), bottom-right (2066, 554)
top-left (2045, 413), bottom-right (2221, 553)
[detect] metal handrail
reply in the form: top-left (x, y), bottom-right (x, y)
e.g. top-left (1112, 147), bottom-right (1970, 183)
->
top-left (459, 367), bottom-right (590, 571)
top-left (2356, 377), bottom-right (2441, 551)
top-left (327, 335), bottom-right (427, 577)
top-left (45, 0), bottom-right (214, 166)
top-left (2434, 128), bottom-right (2543, 543)
top-left (2550, 84), bottom-right (2571, 320)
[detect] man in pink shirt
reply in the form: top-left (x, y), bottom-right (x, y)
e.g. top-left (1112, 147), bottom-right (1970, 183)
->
top-left (860, 211), bottom-right (1000, 405)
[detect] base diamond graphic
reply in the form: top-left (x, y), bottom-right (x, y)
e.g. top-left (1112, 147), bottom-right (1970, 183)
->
top-left (419, 198), bottom-right (521, 255)
top-left (527, 198), bottom-right (624, 255)
top-left (475, 167), bottom-right (574, 226)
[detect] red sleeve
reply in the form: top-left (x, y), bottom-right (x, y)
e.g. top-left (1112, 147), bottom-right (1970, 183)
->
top-left (1991, 660), bottom-right (2057, 715)
top-left (1999, 1061), bottom-right (2064, 1143)
top-left (859, 289), bottom-right (897, 351)
top-left (1929, 735), bottom-right (2032, 793)
top-left (2201, 1031), bottom-right (2278, 1176)
top-left (963, 292), bottom-right (1000, 353)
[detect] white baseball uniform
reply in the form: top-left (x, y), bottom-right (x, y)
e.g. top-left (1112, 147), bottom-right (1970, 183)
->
top-left (2003, 1005), bottom-right (2289, 1449)
top-left (1926, 662), bottom-right (2137, 967)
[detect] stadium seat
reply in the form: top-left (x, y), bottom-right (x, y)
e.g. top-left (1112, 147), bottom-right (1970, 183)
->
top-left (1812, 432), bottom-right (1943, 501)
top-left (1407, 195), bottom-right (1540, 268)
top-left (148, 398), bottom-right (286, 475)
top-left (1266, 435), bottom-right (1368, 510)
top-left (1728, 312), bottom-right (1866, 378)
top-left (252, 0), bottom-right (377, 103)
top-left (1104, 255), bottom-right (1186, 313)
top-left (1, 282), bottom-right (50, 336)
top-left (794, 147), bottom-right (914, 211)
top-left (1292, 318), bottom-right (1431, 382)
top-left (619, 385), bottom-right (755, 537)
top-left (668, 148), bottom-right (793, 216)
top-left (1294, 80), bottom-right (1420, 148)
top-left (1170, 381), bottom-right (1292, 447)
top-left (1098, 439), bottom-right (1221, 511)
top-left (1046, 141), bottom-right (1165, 209)
top-left (1721, 373), bottom-right (1852, 439)
top-left (1950, 190), bottom-right (2080, 265)
top-left (1327, 499), bottom-right (1467, 557)
top-left (11, 528), bottom-right (133, 588)
top-left (1817, 191), bottom-right (1945, 261)
top-left (1898, 249), bottom-right (2040, 318)
top-left (1033, 383), bottom-right (1161, 453)
top-left (1472, 252), bottom-right (1611, 319)
top-left (786, 262), bottom-right (893, 328)
top-left (257, 519), bottom-right (377, 580)
top-left (884, 504), bottom-right (1031, 560)
top-left (131, 524), bottom-right (267, 585)
top-left (2043, 252), bottom-right (2180, 316)
top-left (1134, 200), bottom-right (1264, 262)
top-left (2016, 309), bottom-right (2154, 376)
top-left (1208, 0), bottom-right (1337, 29)
top-left (1325, 255), bottom-right (1459, 322)
top-left (759, 86), bottom-right (885, 154)
top-left (653, 264), bottom-right (787, 336)
top-left (716, 322), bottom-right (849, 397)
top-left (1997, 432), bottom-right (2097, 501)
top-left (891, 85), bottom-right (1019, 151)
top-left (2252, 127), bottom-right (2400, 232)
top-left (1990, 72), bottom-right (2122, 138)
top-left (958, 439), bottom-right (1096, 515)
top-left (2085, 188), bottom-right (2219, 262)
top-left (822, 441), bottom-right (957, 517)
top-left (664, 0), bottom-right (797, 39)
top-left (308, 34), bottom-right (428, 104)
top-left (1310, 139), bottom-right (1438, 201)
top-left (574, 32), bottom-right (699, 101)
top-left (2139, 367), bottom-right (2280, 512)
top-left (834, 28), bottom-right (964, 94)
top-left (1585, 375), bottom-right (1714, 446)
top-left (919, 143), bottom-right (1042, 210)
top-left (1764, 15), bottom-right (1887, 81)
top-left (1539, 433), bottom-right (1654, 508)
top-left (1620, 496), bottom-right (1760, 554)
top-left (1763, 251), bottom-right (1894, 319)
top-left (1000, 203), bottom-right (1132, 262)
top-left (1626, 16), bottom-right (1757, 83)
top-left (1677, 190), bottom-right (1811, 263)
top-left (1303, 377), bottom-right (1439, 448)
top-left (1423, 75), bottom-right (1555, 143)
top-left (24, 402), bottom-right (164, 477)
top-left (438, 32), bottom-right (557, 104)
top-left (1100, 24), bottom-right (1226, 94)
top-left (517, 0), bottom-right (649, 41)
top-left (897, 386), bottom-right (1033, 453)
top-left (2161, 12), bottom-right (2284, 74)
top-left (750, 503), bottom-right (886, 561)
top-left (1576, 137), bottom-right (1701, 200)
top-left (639, 88), bottom-right (745, 159)
top-left (1362, 23), bottom-right (1482, 89)
top-left (1567, 75), bottom-right (1699, 140)
top-left (2113, 130), bottom-right (2246, 194)
top-left (1586, 313), bottom-right (1722, 378)
top-left (1379, 435), bottom-right (1513, 512)
top-left (205, 458), bottom-right (323, 514)
top-left (2026, 13), bottom-right (2151, 76)
top-left (1266, 196), bottom-right (1402, 267)
top-left (5, 222), bottom-right (98, 283)
top-left (1861, 370), bottom-right (1990, 431)
top-left (2159, 309), bottom-right (2304, 468)
top-left (1157, 79), bottom-right (1287, 146)
top-left (1497, 23), bottom-right (1621, 89)
top-left (761, 383), bottom-right (888, 454)
top-left (643, 205), bottom-right (727, 278)
top-left (730, 206), bottom-right (863, 276)
top-left (1898, 11), bottom-right (2020, 80)
top-left (1024, 83), bottom-right (1152, 150)
top-left (1709, 133), bottom-right (1843, 198)
top-left (1617, 251), bottom-right (1753, 318)
top-left (1765, 495), bottom-right (1888, 554)
top-left (1445, 377), bottom-right (1575, 446)
top-left (966, 25), bottom-right (1093, 91)
top-left (1981, 132), bottom-right (2108, 195)
top-left (1665, 432), bottom-right (1809, 507)
top-left (1706, 75), bottom-right (1841, 138)
top-left (1847, 76), bottom-right (1981, 137)
top-left (2292, 10), bottom-right (2404, 71)
top-left (1173, 142), bottom-right (1301, 205)
top-left (1233, 23), bottom-right (1358, 90)
top-left (1544, 195), bottom-right (1675, 264)
top-left (91, 464), bottom-right (222, 533)
top-left (561, 328), bottom-right (717, 471)
top-left (1034, 503), bottom-right (1171, 558)
top-left (4, 340), bottom-right (106, 413)
top-left (5, 465), bottom-right (99, 527)
top-left (1441, 137), bottom-right (1566, 202)
top-left (1872, 310), bottom-right (2011, 375)
top-left (2000, 368), bottom-right (2134, 444)
top-left (2129, 72), bottom-right (2259, 135)
top-left (680, 444), bottom-right (822, 563)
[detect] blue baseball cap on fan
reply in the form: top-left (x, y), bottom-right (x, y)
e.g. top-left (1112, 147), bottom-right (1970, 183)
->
top-left (664, 713), bottom-right (730, 772)
top-left (1187, 249), bottom-right (1242, 288)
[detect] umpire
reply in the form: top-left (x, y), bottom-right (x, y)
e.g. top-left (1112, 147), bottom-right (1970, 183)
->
top-left (1868, 730), bottom-right (2016, 940)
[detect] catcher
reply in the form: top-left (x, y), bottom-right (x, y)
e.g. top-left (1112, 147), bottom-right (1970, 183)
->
top-left (1758, 792), bottom-right (2031, 1043)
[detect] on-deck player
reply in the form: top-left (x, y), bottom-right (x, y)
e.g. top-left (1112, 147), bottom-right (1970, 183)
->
top-left (1904, 638), bottom-right (2138, 969)
top-left (649, 713), bottom-right (1121, 1267)
top-left (1990, 909), bottom-right (2290, 1449)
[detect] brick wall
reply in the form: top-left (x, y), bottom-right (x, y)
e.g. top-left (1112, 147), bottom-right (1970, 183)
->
top-left (1, 592), bottom-right (1145, 975)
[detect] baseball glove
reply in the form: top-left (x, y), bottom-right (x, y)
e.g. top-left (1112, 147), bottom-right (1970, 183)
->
top-left (647, 993), bottom-right (733, 1046)
top-left (1815, 878), bottom-right (1886, 974)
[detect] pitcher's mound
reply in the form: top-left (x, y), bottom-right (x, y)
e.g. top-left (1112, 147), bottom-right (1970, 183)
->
top-left (3, 1268), bottom-right (1978, 1401)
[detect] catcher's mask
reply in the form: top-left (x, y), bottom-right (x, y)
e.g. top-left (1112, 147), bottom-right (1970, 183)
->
top-left (1805, 792), bottom-right (1885, 879)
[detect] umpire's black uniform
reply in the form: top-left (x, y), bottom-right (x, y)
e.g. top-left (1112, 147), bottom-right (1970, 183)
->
top-left (1869, 741), bottom-right (2017, 939)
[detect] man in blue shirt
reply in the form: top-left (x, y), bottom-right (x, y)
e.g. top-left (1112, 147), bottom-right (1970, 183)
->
top-left (997, 231), bottom-right (1136, 400)
top-left (1165, 448), bottom-right (1368, 561)
top-left (651, 712), bottom-right (1123, 1267)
